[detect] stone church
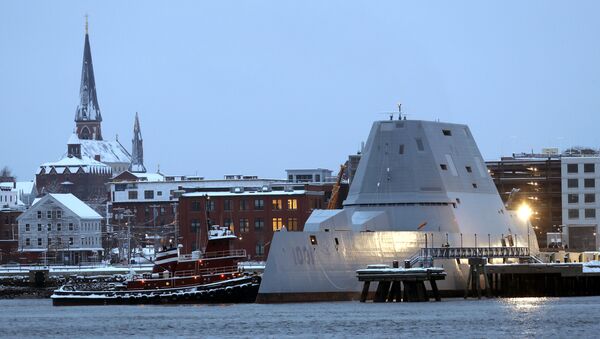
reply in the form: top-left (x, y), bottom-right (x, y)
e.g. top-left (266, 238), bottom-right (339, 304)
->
top-left (36, 22), bottom-right (147, 203)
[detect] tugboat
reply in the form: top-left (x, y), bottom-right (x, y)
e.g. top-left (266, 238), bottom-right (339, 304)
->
top-left (52, 225), bottom-right (261, 306)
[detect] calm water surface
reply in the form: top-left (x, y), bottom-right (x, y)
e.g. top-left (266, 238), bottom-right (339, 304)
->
top-left (0, 297), bottom-right (599, 338)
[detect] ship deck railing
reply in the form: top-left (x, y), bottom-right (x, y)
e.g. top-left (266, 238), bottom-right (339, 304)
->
top-left (178, 249), bottom-right (247, 261)
top-left (408, 246), bottom-right (534, 268)
top-left (169, 265), bottom-right (240, 278)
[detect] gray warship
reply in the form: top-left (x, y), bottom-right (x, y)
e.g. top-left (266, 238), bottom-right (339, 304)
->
top-left (257, 119), bottom-right (539, 302)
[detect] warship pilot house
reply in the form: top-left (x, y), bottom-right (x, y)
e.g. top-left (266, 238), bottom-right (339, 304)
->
top-left (257, 118), bottom-right (539, 302)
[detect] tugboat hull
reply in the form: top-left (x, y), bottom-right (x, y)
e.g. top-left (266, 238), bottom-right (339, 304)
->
top-left (52, 275), bottom-right (261, 306)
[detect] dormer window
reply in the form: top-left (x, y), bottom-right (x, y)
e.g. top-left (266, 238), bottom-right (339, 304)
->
top-left (442, 129), bottom-right (452, 136)
top-left (466, 166), bottom-right (472, 173)
top-left (440, 164), bottom-right (448, 170)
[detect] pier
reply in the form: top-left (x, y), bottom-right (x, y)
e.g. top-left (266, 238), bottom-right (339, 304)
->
top-left (356, 263), bottom-right (446, 302)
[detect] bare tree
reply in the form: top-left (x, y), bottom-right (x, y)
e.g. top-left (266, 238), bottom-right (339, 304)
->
top-left (0, 166), bottom-right (15, 182)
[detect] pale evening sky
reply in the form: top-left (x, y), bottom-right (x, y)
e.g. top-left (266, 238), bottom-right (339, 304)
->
top-left (1, 1), bottom-right (600, 180)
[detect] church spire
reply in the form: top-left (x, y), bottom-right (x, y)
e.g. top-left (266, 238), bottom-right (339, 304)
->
top-left (75, 16), bottom-right (103, 140)
top-left (130, 112), bottom-right (147, 173)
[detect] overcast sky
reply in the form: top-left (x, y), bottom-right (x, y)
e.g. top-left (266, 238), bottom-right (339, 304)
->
top-left (2, 1), bottom-right (600, 180)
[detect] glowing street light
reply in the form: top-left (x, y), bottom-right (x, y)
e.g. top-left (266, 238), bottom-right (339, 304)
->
top-left (517, 203), bottom-right (533, 221)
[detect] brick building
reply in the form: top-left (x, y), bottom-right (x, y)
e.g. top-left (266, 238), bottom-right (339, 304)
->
top-left (178, 188), bottom-right (327, 260)
top-left (0, 209), bottom-right (21, 264)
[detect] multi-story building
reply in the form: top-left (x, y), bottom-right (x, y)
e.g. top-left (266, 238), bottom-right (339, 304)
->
top-left (17, 193), bottom-right (103, 264)
top-left (561, 157), bottom-right (600, 251)
top-left (0, 183), bottom-right (20, 210)
top-left (486, 153), bottom-right (562, 248)
top-left (286, 169), bottom-right (334, 183)
top-left (178, 186), bottom-right (327, 260)
top-left (0, 208), bottom-right (21, 264)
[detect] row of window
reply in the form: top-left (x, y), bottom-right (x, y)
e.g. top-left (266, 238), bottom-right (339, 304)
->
top-left (567, 178), bottom-right (596, 189)
top-left (36, 210), bottom-right (63, 219)
top-left (568, 208), bottom-right (597, 219)
top-left (23, 236), bottom-right (99, 247)
top-left (128, 190), bottom-right (164, 200)
top-left (567, 163), bottom-right (596, 174)
top-left (24, 222), bottom-right (98, 232)
top-left (191, 199), bottom-right (298, 212)
top-left (567, 194), bottom-right (596, 204)
top-left (190, 217), bottom-right (300, 233)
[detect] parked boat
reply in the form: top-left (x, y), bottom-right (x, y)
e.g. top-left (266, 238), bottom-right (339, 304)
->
top-left (52, 225), bottom-right (261, 306)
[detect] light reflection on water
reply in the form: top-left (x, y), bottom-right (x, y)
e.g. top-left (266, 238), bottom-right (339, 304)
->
top-left (1, 297), bottom-right (600, 338)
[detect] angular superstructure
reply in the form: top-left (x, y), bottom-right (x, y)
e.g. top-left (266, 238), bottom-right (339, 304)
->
top-left (257, 119), bottom-right (538, 302)
top-left (129, 112), bottom-right (146, 173)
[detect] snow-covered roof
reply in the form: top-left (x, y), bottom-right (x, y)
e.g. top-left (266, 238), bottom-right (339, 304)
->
top-left (183, 190), bottom-right (306, 198)
top-left (38, 155), bottom-right (111, 175)
top-left (67, 133), bottom-right (81, 145)
top-left (48, 193), bottom-right (102, 219)
top-left (15, 181), bottom-right (35, 195)
top-left (0, 182), bottom-right (14, 190)
top-left (78, 139), bottom-right (131, 164)
top-left (132, 172), bottom-right (164, 182)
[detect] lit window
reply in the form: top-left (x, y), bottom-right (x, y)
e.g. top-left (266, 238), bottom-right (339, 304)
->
top-left (272, 199), bottom-right (283, 210)
top-left (287, 199), bottom-right (297, 210)
top-left (272, 217), bottom-right (283, 231)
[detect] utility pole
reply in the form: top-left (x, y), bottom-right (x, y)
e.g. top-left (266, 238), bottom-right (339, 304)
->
top-left (149, 204), bottom-right (161, 251)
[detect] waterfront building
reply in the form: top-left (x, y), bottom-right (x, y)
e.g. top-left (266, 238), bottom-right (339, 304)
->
top-left (286, 169), bottom-right (334, 183)
top-left (486, 153), bottom-right (562, 248)
top-left (178, 186), bottom-right (327, 259)
top-left (561, 157), bottom-right (600, 251)
top-left (17, 193), bottom-right (102, 264)
top-left (0, 208), bottom-right (21, 264)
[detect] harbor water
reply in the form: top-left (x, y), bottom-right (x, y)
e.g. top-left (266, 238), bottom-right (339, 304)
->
top-left (1, 297), bottom-right (600, 338)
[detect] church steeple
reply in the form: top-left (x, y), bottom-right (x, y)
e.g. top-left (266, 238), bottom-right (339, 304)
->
top-left (75, 16), bottom-right (103, 141)
top-left (129, 112), bottom-right (146, 173)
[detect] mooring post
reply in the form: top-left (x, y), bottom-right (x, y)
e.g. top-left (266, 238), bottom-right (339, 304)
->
top-left (360, 281), bottom-right (370, 302)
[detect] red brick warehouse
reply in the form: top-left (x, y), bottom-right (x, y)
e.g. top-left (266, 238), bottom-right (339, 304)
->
top-left (178, 188), bottom-right (326, 260)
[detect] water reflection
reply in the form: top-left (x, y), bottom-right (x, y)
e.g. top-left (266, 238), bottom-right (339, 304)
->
top-left (502, 297), bottom-right (550, 311)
